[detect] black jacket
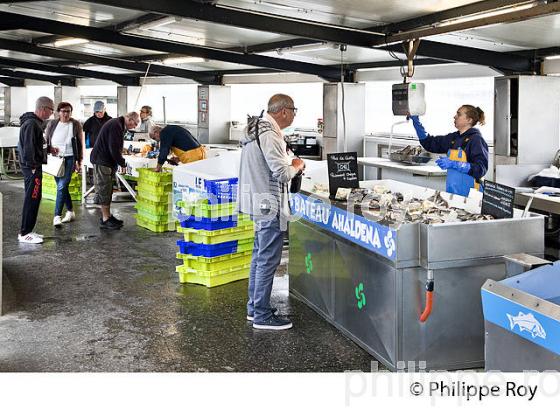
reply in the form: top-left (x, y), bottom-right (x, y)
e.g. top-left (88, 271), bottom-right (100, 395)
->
top-left (83, 112), bottom-right (111, 148)
top-left (17, 112), bottom-right (46, 169)
top-left (90, 116), bottom-right (127, 169)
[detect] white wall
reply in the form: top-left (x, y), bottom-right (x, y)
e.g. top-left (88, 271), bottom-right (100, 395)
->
top-left (130, 84), bottom-right (198, 123)
top-left (365, 77), bottom-right (495, 142)
top-left (230, 82), bottom-right (323, 129)
top-left (26, 85), bottom-right (54, 112)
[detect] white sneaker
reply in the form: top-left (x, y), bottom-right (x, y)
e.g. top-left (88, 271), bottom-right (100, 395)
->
top-left (61, 211), bottom-right (75, 223)
top-left (53, 215), bottom-right (62, 226)
top-left (18, 233), bottom-right (43, 244)
top-left (31, 232), bottom-right (44, 238)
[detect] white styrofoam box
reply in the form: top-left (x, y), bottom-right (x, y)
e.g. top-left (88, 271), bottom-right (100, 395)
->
top-left (125, 156), bottom-right (157, 177)
top-left (172, 151), bottom-right (241, 216)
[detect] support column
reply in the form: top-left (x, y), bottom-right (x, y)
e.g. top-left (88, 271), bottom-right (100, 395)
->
top-left (197, 85), bottom-right (231, 144)
top-left (54, 86), bottom-right (80, 117)
top-left (4, 87), bottom-right (28, 125)
top-left (117, 86), bottom-right (142, 116)
top-left (322, 83), bottom-right (365, 158)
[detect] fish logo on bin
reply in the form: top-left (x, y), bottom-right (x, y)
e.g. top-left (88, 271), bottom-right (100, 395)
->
top-left (506, 312), bottom-right (546, 340)
top-left (305, 252), bottom-right (313, 274)
top-left (355, 283), bottom-right (366, 310)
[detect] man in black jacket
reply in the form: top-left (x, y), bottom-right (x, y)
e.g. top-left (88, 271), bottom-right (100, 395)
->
top-left (90, 112), bottom-right (139, 229)
top-left (83, 100), bottom-right (111, 148)
top-left (17, 96), bottom-right (54, 244)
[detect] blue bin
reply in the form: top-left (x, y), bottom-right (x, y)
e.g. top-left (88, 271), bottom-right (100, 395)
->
top-left (177, 239), bottom-right (239, 257)
top-left (179, 215), bottom-right (241, 231)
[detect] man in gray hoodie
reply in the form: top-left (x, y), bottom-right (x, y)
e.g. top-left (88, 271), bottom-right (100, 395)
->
top-left (239, 94), bottom-right (305, 330)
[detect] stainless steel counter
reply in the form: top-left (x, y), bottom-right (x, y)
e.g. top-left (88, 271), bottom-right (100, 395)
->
top-left (359, 157), bottom-right (446, 190)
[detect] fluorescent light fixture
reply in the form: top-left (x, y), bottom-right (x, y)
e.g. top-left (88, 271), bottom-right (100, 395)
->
top-left (54, 38), bottom-right (89, 47)
top-left (139, 16), bottom-right (182, 31)
top-left (438, 2), bottom-right (536, 27)
top-left (163, 56), bottom-right (206, 65)
top-left (545, 55), bottom-right (560, 60)
top-left (276, 42), bottom-right (339, 55)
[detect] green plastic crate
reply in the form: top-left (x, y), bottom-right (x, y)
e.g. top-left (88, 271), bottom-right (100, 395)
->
top-left (135, 214), bottom-right (176, 232)
top-left (177, 200), bottom-right (238, 219)
top-left (136, 187), bottom-right (172, 203)
top-left (177, 222), bottom-right (254, 244)
top-left (138, 168), bottom-right (173, 183)
top-left (135, 199), bottom-right (174, 215)
top-left (176, 265), bottom-right (250, 287)
top-left (176, 249), bottom-right (253, 271)
top-left (137, 181), bottom-right (172, 195)
top-left (136, 209), bottom-right (171, 223)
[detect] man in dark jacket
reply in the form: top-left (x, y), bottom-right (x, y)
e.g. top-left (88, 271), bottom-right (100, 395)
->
top-left (83, 101), bottom-right (111, 148)
top-left (90, 112), bottom-right (139, 229)
top-left (17, 96), bottom-right (54, 244)
top-left (149, 125), bottom-right (206, 172)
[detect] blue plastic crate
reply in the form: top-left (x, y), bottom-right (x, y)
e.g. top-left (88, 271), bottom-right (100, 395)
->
top-left (178, 213), bottom-right (250, 230)
top-left (204, 177), bottom-right (238, 203)
top-left (176, 238), bottom-right (253, 257)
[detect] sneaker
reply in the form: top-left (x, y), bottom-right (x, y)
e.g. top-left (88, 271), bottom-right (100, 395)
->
top-left (18, 233), bottom-right (43, 244)
top-left (99, 217), bottom-right (122, 230)
top-left (109, 215), bottom-right (124, 225)
top-left (253, 315), bottom-right (293, 330)
top-left (53, 215), bottom-right (62, 227)
top-left (61, 211), bottom-right (75, 223)
top-left (31, 232), bottom-right (44, 238)
top-left (247, 307), bottom-right (278, 321)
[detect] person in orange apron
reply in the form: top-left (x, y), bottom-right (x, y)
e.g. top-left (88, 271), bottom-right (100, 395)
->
top-left (409, 105), bottom-right (489, 197)
top-left (149, 125), bottom-right (206, 172)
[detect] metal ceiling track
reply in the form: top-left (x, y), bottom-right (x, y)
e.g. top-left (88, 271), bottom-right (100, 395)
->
top-left (0, 11), bottom-right (341, 81)
top-left (0, 68), bottom-right (75, 86)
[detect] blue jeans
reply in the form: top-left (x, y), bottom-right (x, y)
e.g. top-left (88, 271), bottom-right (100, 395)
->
top-left (54, 156), bottom-right (75, 216)
top-left (247, 216), bottom-right (285, 323)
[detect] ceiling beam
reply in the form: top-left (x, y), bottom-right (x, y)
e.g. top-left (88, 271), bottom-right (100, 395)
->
top-left (0, 38), bottom-right (220, 84)
top-left (0, 56), bottom-right (139, 85)
top-left (373, 0), bottom-right (528, 35)
top-left (33, 13), bottom-right (165, 45)
top-left (1, 11), bottom-right (340, 81)
top-left (0, 68), bottom-right (75, 86)
top-left (83, 0), bottom-right (533, 73)
top-left (0, 76), bottom-right (25, 87)
top-left (381, 41), bottom-right (531, 73)
top-left (87, 0), bottom-right (385, 47)
top-left (378, 1), bottom-right (560, 45)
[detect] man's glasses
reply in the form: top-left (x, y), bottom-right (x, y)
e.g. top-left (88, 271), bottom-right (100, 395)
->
top-left (43, 106), bottom-right (54, 112)
top-left (285, 107), bottom-right (298, 114)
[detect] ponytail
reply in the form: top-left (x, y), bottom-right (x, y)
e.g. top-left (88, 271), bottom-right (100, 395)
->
top-left (462, 104), bottom-right (485, 126)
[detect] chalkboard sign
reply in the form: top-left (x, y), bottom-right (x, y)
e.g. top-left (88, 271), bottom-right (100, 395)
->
top-left (327, 152), bottom-right (359, 198)
top-left (481, 181), bottom-right (515, 219)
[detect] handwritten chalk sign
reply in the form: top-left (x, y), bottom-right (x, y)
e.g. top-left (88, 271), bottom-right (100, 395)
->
top-left (327, 152), bottom-right (359, 198)
top-left (481, 181), bottom-right (515, 219)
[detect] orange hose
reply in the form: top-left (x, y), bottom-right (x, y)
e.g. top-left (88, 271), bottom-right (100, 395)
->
top-left (419, 291), bottom-right (433, 322)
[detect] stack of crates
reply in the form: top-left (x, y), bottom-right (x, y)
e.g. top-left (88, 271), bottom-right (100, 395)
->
top-left (134, 168), bottom-right (175, 233)
top-left (175, 194), bottom-right (255, 288)
top-left (42, 172), bottom-right (82, 203)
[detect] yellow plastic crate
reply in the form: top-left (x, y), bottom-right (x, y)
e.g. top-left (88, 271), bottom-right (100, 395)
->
top-left (177, 200), bottom-right (238, 219)
top-left (135, 214), bottom-right (176, 232)
top-left (176, 265), bottom-right (250, 287)
top-left (136, 188), bottom-right (172, 203)
top-left (176, 249), bottom-right (253, 271)
top-left (135, 198), bottom-right (174, 214)
top-left (177, 222), bottom-right (254, 244)
top-left (137, 181), bottom-right (172, 195)
top-left (137, 168), bottom-right (173, 183)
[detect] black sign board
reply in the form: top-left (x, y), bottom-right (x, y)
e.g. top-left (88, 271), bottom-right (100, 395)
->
top-left (327, 152), bottom-right (359, 198)
top-left (481, 181), bottom-right (515, 219)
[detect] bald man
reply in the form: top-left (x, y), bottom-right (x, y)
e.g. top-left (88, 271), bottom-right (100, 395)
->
top-left (239, 93), bottom-right (305, 330)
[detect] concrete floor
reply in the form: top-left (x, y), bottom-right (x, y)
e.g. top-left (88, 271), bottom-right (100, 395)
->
top-left (0, 179), bottom-right (377, 372)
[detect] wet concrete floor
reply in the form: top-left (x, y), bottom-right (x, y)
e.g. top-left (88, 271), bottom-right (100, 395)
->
top-left (0, 180), bottom-right (378, 372)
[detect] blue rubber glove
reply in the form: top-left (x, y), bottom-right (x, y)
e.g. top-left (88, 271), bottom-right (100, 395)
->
top-left (435, 157), bottom-right (471, 174)
top-left (408, 115), bottom-right (427, 140)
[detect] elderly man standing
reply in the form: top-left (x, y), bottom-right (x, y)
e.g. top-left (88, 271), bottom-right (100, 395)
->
top-left (83, 100), bottom-right (111, 149)
top-left (90, 112), bottom-right (140, 230)
top-left (239, 94), bottom-right (305, 330)
top-left (17, 96), bottom-right (54, 244)
top-left (137, 105), bottom-right (155, 134)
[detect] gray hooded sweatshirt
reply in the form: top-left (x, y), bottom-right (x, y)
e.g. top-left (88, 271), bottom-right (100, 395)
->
top-left (238, 113), bottom-right (297, 230)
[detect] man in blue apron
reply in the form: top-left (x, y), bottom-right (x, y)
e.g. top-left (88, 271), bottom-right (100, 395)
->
top-left (409, 105), bottom-right (489, 197)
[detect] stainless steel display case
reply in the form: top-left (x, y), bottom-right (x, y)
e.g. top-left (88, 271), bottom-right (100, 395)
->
top-left (289, 179), bottom-right (544, 370)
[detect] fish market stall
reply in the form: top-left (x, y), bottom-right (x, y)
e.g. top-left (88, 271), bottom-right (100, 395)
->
top-left (288, 179), bottom-right (544, 370)
top-left (482, 261), bottom-right (560, 371)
